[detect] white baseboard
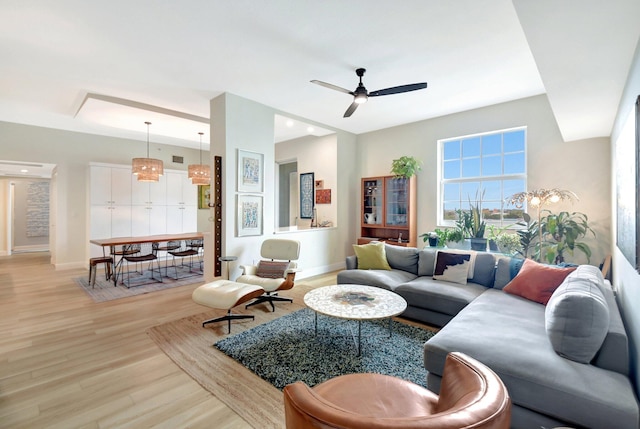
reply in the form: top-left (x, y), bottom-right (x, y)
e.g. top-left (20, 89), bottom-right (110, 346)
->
top-left (296, 262), bottom-right (345, 280)
top-left (0, 250), bottom-right (8, 256)
top-left (12, 245), bottom-right (49, 253)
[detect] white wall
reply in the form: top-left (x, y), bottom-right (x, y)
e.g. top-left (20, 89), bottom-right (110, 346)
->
top-left (611, 38), bottom-right (640, 396)
top-left (356, 94), bottom-right (611, 265)
top-left (0, 121), bottom-right (207, 267)
top-left (210, 93), bottom-right (357, 280)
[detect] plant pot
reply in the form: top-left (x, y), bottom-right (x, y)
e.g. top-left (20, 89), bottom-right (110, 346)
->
top-left (488, 239), bottom-right (499, 252)
top-left (470, 238), bottom-right (488, 252)
top-left (428, 237), bottom-right (439, 247)
top-left (446, 239), bottom-right (471, 250)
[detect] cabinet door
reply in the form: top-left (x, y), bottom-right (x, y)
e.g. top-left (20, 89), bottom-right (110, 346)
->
top-left (362, 178), bottom-right (383, 225)
top-left (148, 174), bottom-right (167, 205)
top-left (131, 205), bottom-right (151, 236)
top-left (165, 172), bottom-right (184, 205)
top-left (131, 180), bottom-right (150, 206)
top-left (182, 178), bottom-right (198, 207)
top-left (90, 166), bottom-right (112, 205)
top-left (110, 205), bottom-right (132, 237)
top-left (181, 205), bottom-right (197, 232)
top-left (385, 177), bottom-right (409, 227)
top-left (165, 206), bottom-right (184, 234)
top-left (148, 206), bottom-right (167, 235)
top-left (90, 205), bottom-right (112, 239)
top-left (110, 167), bottom-right (132, 206)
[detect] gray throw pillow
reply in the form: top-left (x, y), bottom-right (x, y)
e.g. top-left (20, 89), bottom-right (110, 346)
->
top-left (384, 244), bottom-right (419, 274)
top-left (545, 271), bottom-right (610, 363)
top-left (418, 248), bottom-right (437, 276)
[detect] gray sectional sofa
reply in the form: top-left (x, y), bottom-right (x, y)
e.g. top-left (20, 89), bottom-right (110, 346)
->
top-left (337, 244), bottom-right (639, 429)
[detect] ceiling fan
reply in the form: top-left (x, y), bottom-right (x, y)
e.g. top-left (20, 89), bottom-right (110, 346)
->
top-left (311, 68), bottom-right (427, 118)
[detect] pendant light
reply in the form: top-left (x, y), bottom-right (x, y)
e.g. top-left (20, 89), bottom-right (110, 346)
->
top-left (188, 131), bottom-right (210, 185)
top-left (132, 121), bottom-right (164, 182)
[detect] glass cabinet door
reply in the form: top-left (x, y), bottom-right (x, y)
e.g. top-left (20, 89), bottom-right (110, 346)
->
top-left (385, 177), bottom-right (408, 227)
top-left (363, 178), bottom-right (383, 225)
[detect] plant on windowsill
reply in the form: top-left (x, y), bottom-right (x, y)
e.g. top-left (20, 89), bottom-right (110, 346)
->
top-left (420, 230), bottom-right (441, 247)
top-left (467, 190), bottom-right (487, 251)
top-left (390, 156), bottom-right (422, 179)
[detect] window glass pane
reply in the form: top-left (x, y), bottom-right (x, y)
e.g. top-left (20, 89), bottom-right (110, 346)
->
top-left (504, 130), bottom-right (525, 152)
top-left (482, 134), bottom-right (501, 155)
top-left (443, 201), bottom-right (459, 220)
top-left (482, 155), bottom-right (502, 176)
top-left (503, 179), bottom-right (525, 199)
top-left (443, 160), bottom-right (460, 179)
top-left (482, 180), bottom-right (501, 200)
top-left (443, 140), bottom-right (460, 160)
top-left (462, 158), bottom-right (480, 177)
top-left (461, 182), bottom-right (481, 201)
top-left (462, 137), bottom-right (481, 157)
top-left (443, 183), bottom-right (459, 201)
top-left (504, 152), bottom-right (525, 174)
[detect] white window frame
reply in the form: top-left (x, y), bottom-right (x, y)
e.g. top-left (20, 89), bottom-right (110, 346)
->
top-left (437, 126), bottom-right (527, 227)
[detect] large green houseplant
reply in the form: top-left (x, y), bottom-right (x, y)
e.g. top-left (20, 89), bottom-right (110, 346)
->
top-left (390, 156), bottom-right (422, 179)
top-left (539, 210), bottom-right (595, 264)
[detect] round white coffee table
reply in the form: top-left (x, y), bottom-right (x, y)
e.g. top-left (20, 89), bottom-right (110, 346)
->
top-left (304, 284), bottom-right (407, 356)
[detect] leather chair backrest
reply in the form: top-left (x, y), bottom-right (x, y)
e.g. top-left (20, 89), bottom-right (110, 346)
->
top-left (261, 239), bottom-right (300, 261)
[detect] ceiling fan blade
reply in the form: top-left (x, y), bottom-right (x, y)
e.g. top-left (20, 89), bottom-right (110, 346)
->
top-left (368, 82), bottom-right (428, 97)
top-left (343, 102), bottom-right (359, 118)
top-left (310, 80), bottom-right (353, 95)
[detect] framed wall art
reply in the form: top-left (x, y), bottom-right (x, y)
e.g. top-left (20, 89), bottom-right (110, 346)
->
top-left (616, 95), bottom-right (640, 271)
top-left (237, 149), bottom-right (264, 193)
top-left (197, 184), bottom-right (211, 209)
top-left (300, 172), bottom-right (315, 219)
top-left (316, 189), bottom-right (331, 204)
top-left (237, 194), bottom-right (263, 237)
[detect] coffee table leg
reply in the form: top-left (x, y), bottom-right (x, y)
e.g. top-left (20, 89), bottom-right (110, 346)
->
top-left (357, 320), bottom-right (362, 356)
top-left (388, 317), bottom-right (393, 338)
top-left (314, 311), bottom-right (318, 336)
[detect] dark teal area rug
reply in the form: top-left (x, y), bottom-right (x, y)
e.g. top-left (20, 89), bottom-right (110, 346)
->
top-left (214, 308), bottom-right (435, 390)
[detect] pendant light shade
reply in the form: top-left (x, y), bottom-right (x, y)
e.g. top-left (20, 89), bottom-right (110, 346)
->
top-left (188, 131), bottom-right (210, 185)
top-left (132, 121), bottom-right (164, 182)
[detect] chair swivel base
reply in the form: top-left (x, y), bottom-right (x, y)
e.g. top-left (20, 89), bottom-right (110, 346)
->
top-left (245, 293), bottom-right (293, 312)
top-left (202, 310), bottom-right (254, 334)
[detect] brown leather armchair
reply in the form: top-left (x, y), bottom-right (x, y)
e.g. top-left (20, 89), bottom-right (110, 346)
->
top-left (283, 352), bottom-right (511, 429)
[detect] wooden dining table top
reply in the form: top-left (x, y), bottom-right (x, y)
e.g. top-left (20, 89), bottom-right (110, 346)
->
top-left (90, 232), bottom-right (204, 247)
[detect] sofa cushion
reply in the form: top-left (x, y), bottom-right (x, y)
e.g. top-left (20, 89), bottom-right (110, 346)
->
top-left (493, 257), bottom-right (524, 289)
top-left (352, 242), bottom-right (391, 270)
top-left (503, 259), bottom-right (576, 304)
top-left (337, 269), bottom-right (417, 291)
top-left (384, 244), bottom-right (419, 274)
top-left (470, 252), bottom-right (497, 288)
top-left (433, 251), bottom-right (471, 284)
top-left (545, 270), bottom-right (610, 363)
top-left (417, 248), bottom-right (437, 276)
top-left (395, 277), bottom-right (486, 317)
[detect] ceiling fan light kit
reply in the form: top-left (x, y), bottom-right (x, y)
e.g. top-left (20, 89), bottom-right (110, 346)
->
top-left (188, 131), bottom-right (210, 185)
top-left (132, 121), bottom-right (164, 182)
top-left (311, 68), bottom-right (427, 118)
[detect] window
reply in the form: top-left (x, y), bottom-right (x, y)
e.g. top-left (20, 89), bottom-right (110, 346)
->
top-left (438, 127), bottom-right (526, 226)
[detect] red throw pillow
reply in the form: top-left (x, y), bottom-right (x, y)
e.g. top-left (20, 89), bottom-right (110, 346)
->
top-left (503, 259), bottom-right (576, 305)
top-left (256, 260), bottom-right (289, 279)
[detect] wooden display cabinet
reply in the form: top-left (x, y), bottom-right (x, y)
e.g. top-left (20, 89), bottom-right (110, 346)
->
top-left (358, 175), bottom-right (417, 247)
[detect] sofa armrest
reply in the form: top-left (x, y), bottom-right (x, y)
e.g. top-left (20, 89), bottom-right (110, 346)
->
top-left (240, 264), bottom-right (257, 275)
top-left (345, 255), bottom-right (357, 270)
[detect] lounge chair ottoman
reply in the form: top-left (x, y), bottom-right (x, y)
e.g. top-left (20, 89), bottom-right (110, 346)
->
top-left (192, 280), bottom-right (265, 334)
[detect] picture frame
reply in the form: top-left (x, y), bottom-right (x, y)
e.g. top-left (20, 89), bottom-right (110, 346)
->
top-left (315, 179), bottom-right (324, 189)
top-left (316, 189), bottom-right (331, 204)
top-left (237, 194), bottom-right (263, 237)
top-left (616, 94), bottom-right (640, 271)
top-left (237, 149), bottom-right (264, 193)
top-left (300, 172), bottom-right (315, 219)
top-left (197, 184), bottom-right (211, 209)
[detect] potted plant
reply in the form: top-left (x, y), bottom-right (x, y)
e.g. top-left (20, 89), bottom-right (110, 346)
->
top-left (494, 233), bottom-right (523, 256)
top-left (390, 156), bottom-right (422, 179)
top-left (419, 231), bottom-right (440, 247)
top-left (465, 191), bottom-right (487, 251)
top-left (539, 210), bottom-right (595, 264)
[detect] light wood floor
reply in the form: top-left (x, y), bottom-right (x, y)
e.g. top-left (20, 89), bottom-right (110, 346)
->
top-left (0, 252), bottom-right (338, 428)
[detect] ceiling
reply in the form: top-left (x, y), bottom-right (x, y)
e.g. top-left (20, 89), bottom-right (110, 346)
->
top-left (0, 0), bottom-right (638, 155)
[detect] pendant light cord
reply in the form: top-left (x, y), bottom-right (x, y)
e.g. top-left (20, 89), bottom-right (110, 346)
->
top-left (145, 121), bottom-right (151, 158)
